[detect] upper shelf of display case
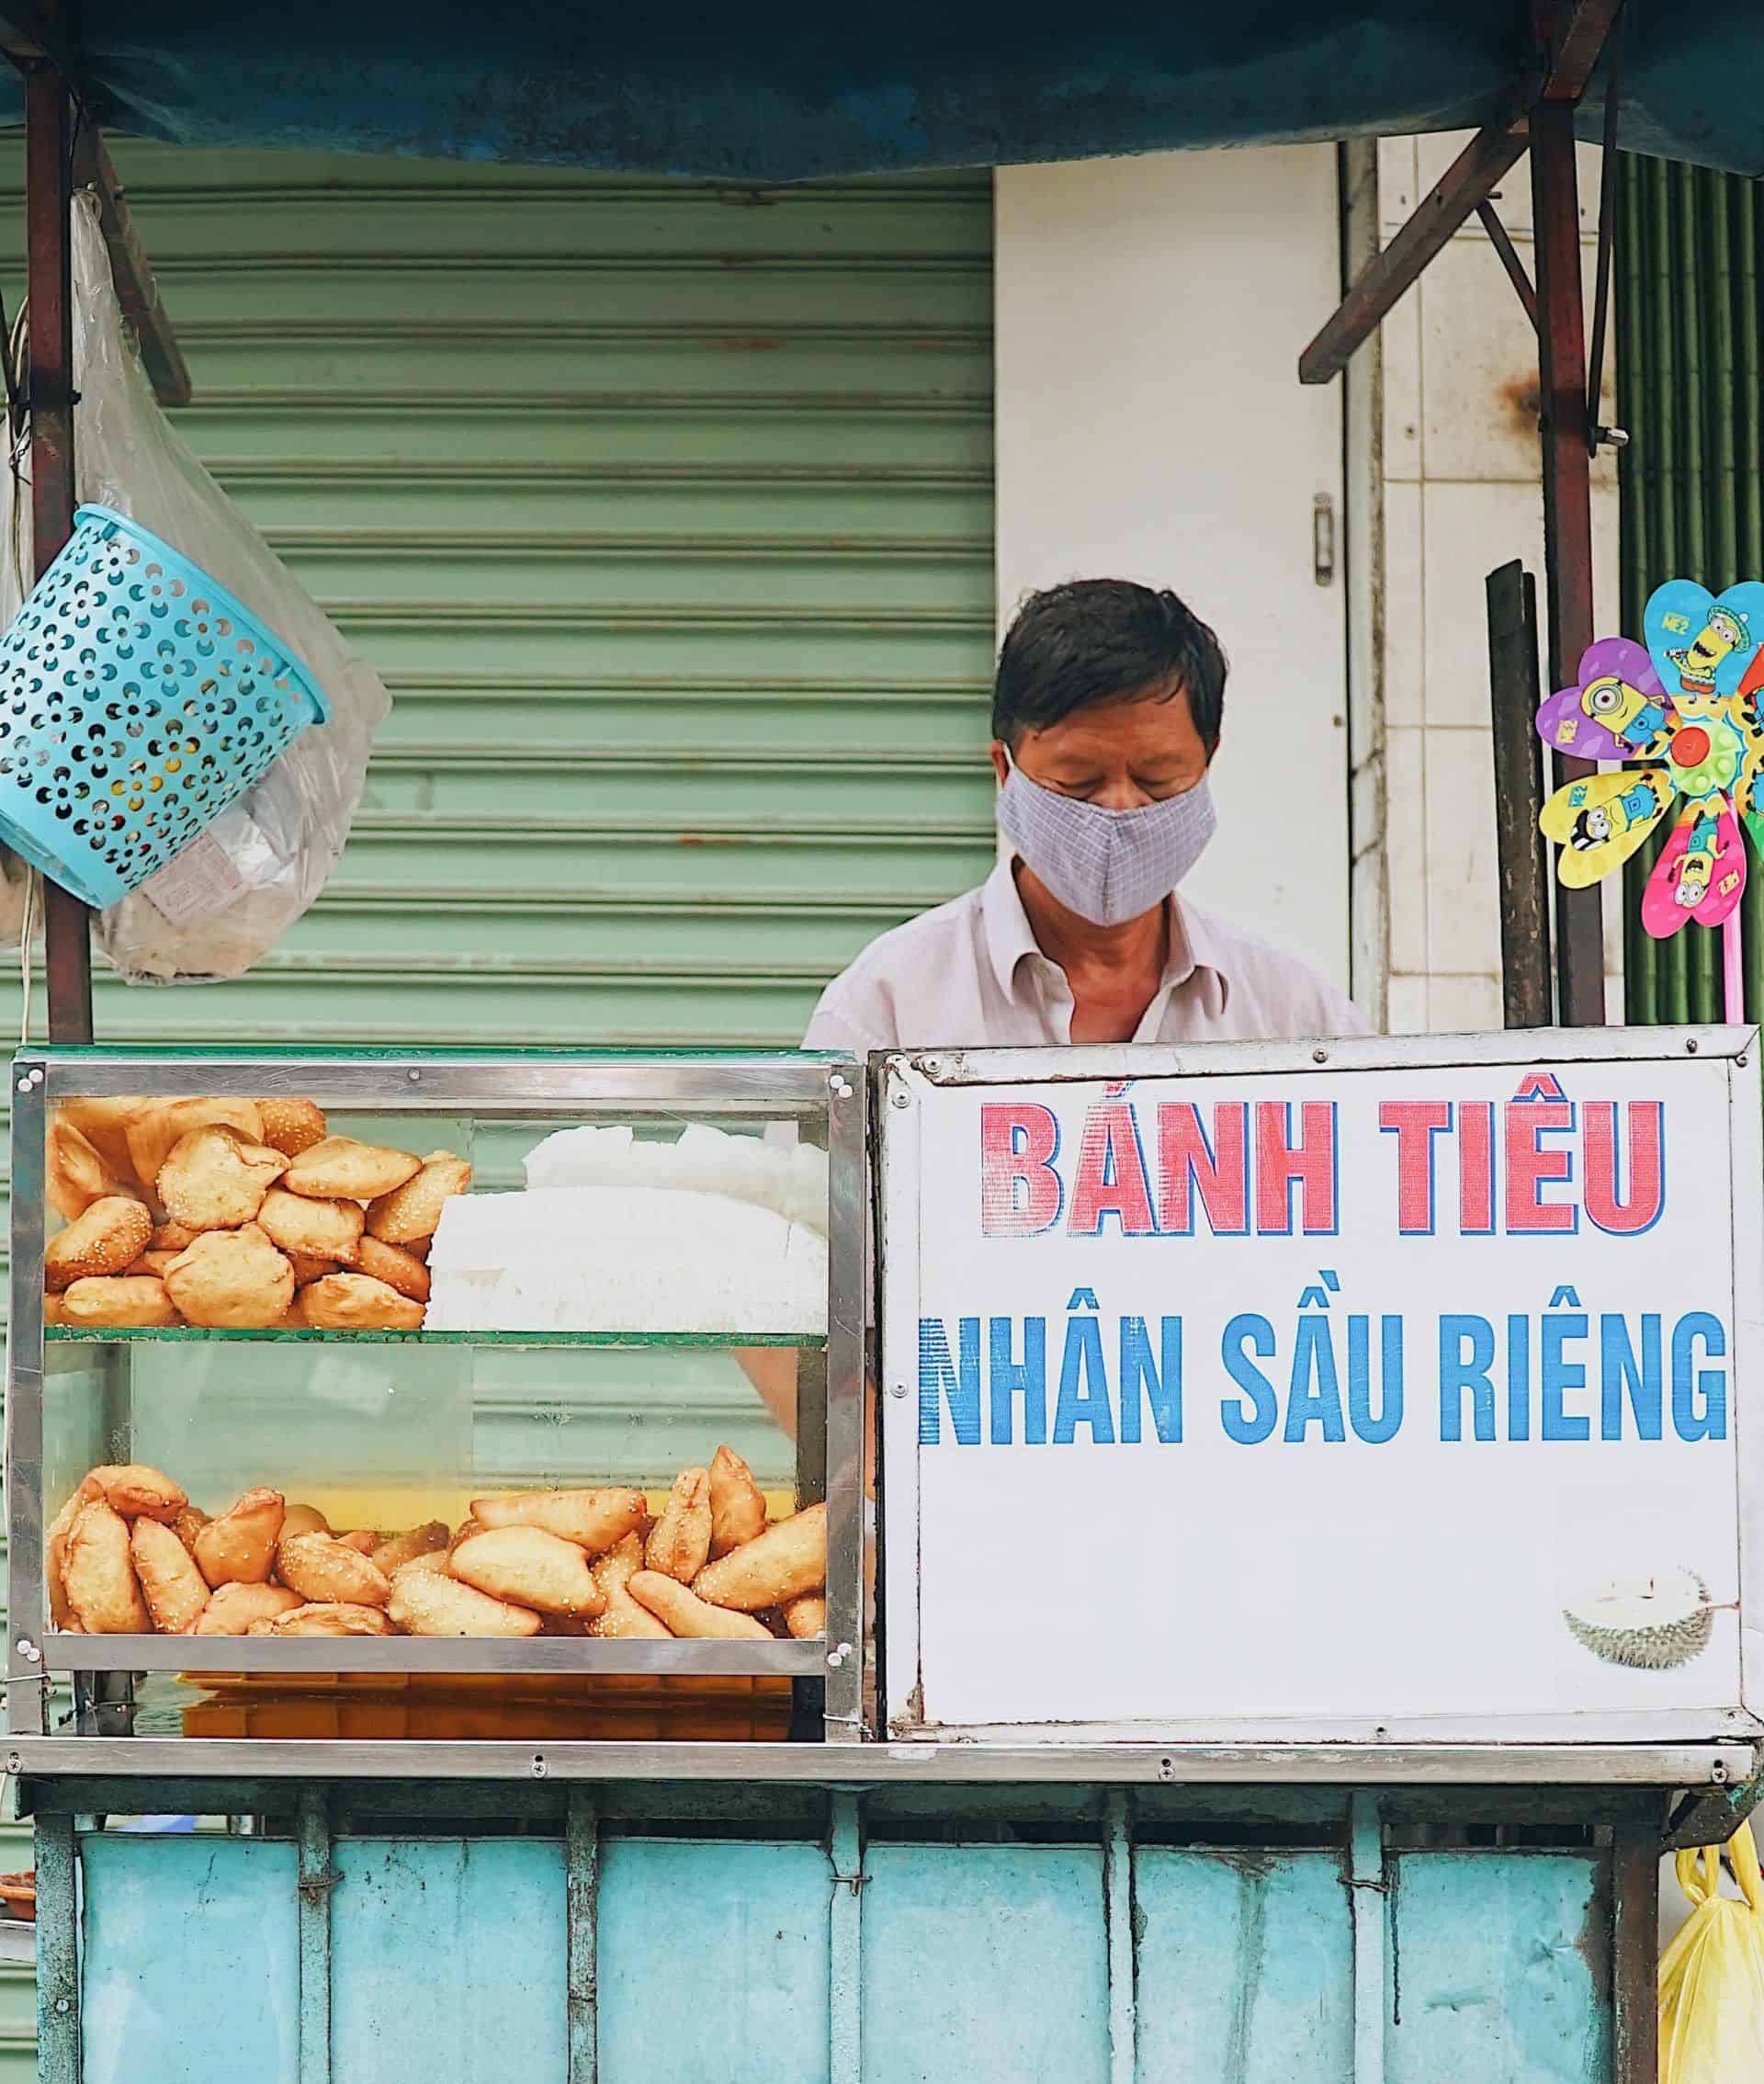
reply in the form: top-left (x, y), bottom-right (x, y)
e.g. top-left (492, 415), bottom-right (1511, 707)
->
top-left (20, 1046), bottom-right (854, 1114)
top-left (19, 1048), bottom-right (856, 1343)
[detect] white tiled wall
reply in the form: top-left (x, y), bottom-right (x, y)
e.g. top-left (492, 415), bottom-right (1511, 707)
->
top-left (1377, 135), bottom-right (1623, 1031)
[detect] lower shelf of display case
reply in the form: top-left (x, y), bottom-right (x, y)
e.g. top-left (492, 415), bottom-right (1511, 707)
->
top-left (37, 1633), bottom-right (830, 1676)
top-left (43, 1328), bottom-right (825, 1348)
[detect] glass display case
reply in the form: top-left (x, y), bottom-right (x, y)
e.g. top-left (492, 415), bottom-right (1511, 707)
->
top-left (6, 1048), bottom-right (865, 1746)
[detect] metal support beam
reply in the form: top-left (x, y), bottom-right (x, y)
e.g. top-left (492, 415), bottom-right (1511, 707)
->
top-left (1298, 0), bottom-right (1621, 385)
top-left (23, 54), bottom-right (92, 1041)
top-left (1475, 199), bottom-right (1539, 333)
top-left (1348, 1792), bottom-right (1387, 2084)
top-left (1102, 1793), bottom-right (1136, 2084)
top-left (1539, 0), bottom-right (1623, 100)
top-left (34, 1813), bottom-right (77, 2084)
top-left (1663, 1773), bottom-right (1764, 1852)
top-left (1611, 1822), bottom-right (1659, 2084)
top-left (1487, 563), bottom-right (1554, 1025)
top-left (829, 1791), bottom-right (863, 2084)
top-left (1532, 99), bottom-right (1607, 1025)
top-left (565, 1788), bottom-right (599, 2084)
top-left (0, 3), bottom-right (78, 73)
top-left (297, 1786), bottom-right (334, 2084)
top-left (71, 127), bottom-right (192, 409)
top-left (1300, 107), bottom-right (1531, 385)
top-left (1584, 9), bottom-right (1624, 450)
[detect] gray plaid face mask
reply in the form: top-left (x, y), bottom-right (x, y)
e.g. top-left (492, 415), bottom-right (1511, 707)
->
top-left (996, 757), bottom-right (1216, 926)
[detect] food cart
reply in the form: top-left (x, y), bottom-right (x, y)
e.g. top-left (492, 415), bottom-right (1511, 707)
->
top-left (6, 1030), bottom-right (1760, 2080)
top-left (3, 4), bottom-right (1764, 2080)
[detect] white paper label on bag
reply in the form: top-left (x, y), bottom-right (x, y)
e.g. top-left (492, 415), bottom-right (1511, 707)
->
top-left (139, 822), bottom-right (253, 923)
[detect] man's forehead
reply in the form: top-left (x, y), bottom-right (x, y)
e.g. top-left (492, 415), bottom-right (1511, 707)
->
top-left (1020, 682), bottom-right (1199, 748)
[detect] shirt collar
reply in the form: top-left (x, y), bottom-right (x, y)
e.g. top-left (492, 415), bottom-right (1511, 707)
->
top-left (982, 856), bottom-right (1229, 1004)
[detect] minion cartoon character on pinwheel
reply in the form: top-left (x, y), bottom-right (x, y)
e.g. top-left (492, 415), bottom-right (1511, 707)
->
top-left (1671, 813), bottom-right (1723, 911)
top-left (1578, 674), bottom-right (1670, 754)
top-left (1666, 606), bottom-right (1749, 696)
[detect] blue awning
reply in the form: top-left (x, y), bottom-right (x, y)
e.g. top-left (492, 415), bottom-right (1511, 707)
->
top-left (19, 1), bottom-right (1756, 181)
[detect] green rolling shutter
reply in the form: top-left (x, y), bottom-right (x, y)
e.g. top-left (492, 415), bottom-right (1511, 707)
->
top-left (4, 142), bottom-right (998, 1047)
top-left (1617, 156), bottom-right (1761, 1025)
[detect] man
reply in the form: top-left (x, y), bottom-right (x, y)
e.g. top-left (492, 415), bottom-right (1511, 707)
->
top-left (803, 577), bottom-right (1363, 1051)
top-left (741, 580), bottom-right (1363, 1436)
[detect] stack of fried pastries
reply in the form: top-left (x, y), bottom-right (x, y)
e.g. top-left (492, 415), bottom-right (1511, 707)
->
top-left (49, 1445), bottom-right (828, 1641)
top-left (43, 1096), bottom-right (469, 1331)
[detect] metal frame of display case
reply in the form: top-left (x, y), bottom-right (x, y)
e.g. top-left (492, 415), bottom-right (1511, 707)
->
top-left (6, 1049), bottom-right (867, 1749)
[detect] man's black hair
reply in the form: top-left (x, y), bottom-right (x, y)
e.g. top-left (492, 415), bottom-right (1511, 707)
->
top-left (991, 579), bottom-right (1227, 752)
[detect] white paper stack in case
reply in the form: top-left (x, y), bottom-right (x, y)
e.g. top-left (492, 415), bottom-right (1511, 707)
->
top-left (425, 1182), bottom-right (828, 1334)
top-left (521, 1123), bottom-right (829, 1234)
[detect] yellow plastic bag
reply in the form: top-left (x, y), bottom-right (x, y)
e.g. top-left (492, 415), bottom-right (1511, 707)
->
top-left (1659, 1819), bottom-right (1764, 2082)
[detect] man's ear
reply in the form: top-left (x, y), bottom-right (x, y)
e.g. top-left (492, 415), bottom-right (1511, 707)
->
top-left (989, 741), bottom-right (1010, 788)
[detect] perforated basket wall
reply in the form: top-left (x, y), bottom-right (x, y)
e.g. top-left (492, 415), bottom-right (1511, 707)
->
top-left (0, 504), bottom-right (330, 909)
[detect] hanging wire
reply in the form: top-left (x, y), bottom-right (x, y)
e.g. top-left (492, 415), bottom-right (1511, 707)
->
top-left (18, 868), bottom-right (35, 1050)
top-left (7, 294), bottom-right (30, 464)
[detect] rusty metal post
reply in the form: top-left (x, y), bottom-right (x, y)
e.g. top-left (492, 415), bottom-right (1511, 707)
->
top-left (1530, 98), bottom-right (1606, 1026)
top-left (1610, 1821), bottom-right (1659, 2084)
top-left (24, 55), bottom-right (91, 1041)
top-left (1487, 562), bottom-right (1554, 1026)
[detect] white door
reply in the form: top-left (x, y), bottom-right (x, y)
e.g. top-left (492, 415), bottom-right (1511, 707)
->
top-left (994, 147), bottom-right (1351, 992)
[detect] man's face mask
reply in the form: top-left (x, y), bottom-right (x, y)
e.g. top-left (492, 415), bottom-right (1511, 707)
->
top-left (996, 755), bottom-right (1216, 927)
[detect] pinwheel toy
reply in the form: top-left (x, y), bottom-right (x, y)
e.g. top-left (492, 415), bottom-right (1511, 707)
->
top-left (1537, 580), bottom-right (1764, 1021)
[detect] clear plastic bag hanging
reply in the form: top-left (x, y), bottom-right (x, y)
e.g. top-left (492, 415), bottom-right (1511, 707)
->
top-left (0, 187), bottom-right (390, 981)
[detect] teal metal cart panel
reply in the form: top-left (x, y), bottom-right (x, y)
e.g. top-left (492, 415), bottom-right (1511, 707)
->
top-left (1385, 1853), bottom-right (1609, 2084)
top-left (80, 1838), bottom-right (299, 2084)
top-left (860, 1843), bottom-right (1111, 2083)
top-left (598, 1839), bottom-right (831, 2082)
top-left (330, 1840), bottom-right (568, 2081)
top-left (46, 1792), bottom-right (1640, 2084)
top-left (1134, 1850), bottom-right (1353, 2079)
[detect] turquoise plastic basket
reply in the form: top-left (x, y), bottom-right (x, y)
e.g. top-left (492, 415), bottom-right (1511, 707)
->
top-left (0, 504), bottom-right (330, 909)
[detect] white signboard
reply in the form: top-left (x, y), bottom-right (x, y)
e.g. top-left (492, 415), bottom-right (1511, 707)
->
top-left (878, 1032), bottom-right (1764, 1745)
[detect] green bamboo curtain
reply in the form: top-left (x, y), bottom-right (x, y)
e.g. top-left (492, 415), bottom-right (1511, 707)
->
top-left (1618, 155), bottom-right (1763, 1024)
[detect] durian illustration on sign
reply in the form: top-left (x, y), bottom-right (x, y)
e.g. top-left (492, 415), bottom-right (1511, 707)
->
top-left (1562, 1568), bottom-right (1716, 1671)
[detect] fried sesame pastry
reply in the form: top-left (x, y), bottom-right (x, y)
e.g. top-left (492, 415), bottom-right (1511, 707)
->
top-left (365, 1150), bottom-right (472, 1244)
top-left (282, 1137), bottom-right (422, 1201)
top-left (124, 1099), bottom-right (265, 1187)
top-left (46, 1195), bottom-right (153, 1291)
top-left (156, 1124), bottom-right (287, 1230)
top-left (290, 1273), bottom-right (425, 1331)
top-left (256, 1096), bottom-right (328, 1159)
top-left (61, 1274), bottom-right (180, 1329)
top-left (164, 1225), bottom-right (295, 1330)
top-left (255, 1186), bottom-right (364, 1266)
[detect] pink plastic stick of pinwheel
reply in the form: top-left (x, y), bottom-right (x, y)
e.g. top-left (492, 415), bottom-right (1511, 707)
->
top-left (1724, 911), bottom-right (1746, 1023)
